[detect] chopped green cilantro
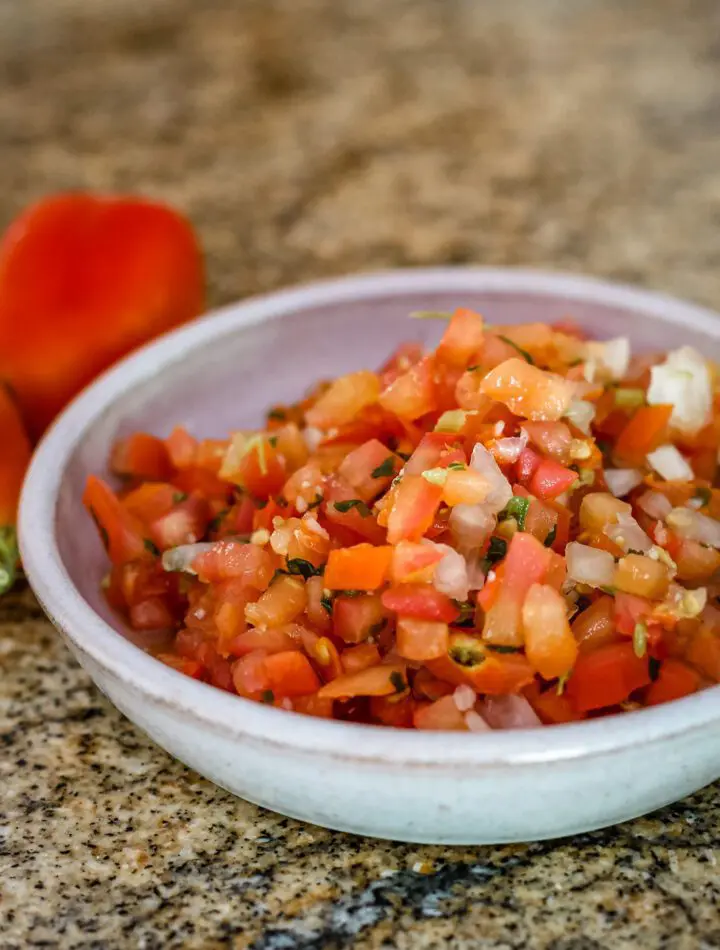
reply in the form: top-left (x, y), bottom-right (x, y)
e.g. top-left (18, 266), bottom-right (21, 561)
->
top-left (371, 456), bottom-right (397, 479)
top-left (544, 524), bottom-right (557, 547)
top-left (143, 538), bottom-right (160, 557)
top-left (286, 558), bottom-right (323, 579)
top-left (498, 335), bottom-right (534, 365)
top-left (499, 496), bottom-right (530, 531)
top-left (333, 499), bottom-right (372, 516)
top-left (390, 671), bottom-right (408, 693)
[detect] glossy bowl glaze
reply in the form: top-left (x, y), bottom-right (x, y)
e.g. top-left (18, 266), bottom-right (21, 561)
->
top-left (19, 268), bottom-right (720, 844)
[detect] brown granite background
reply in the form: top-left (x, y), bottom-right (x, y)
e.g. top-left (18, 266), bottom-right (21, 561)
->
top-left (2, 0), bottom-right (720, 947)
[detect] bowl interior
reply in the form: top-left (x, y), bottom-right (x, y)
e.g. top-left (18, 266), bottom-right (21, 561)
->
top-left (53, 272), bottom-right (720, 651)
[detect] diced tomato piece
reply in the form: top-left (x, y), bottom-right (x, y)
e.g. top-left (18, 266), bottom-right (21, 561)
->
top-left (337, 439), bottom-right (402, 502)
top-left (615, 405), bottom-right (673, 465)
top-left (396, 618), bottom-right (449, 661)
top-left (529, 459), bottom-right (578, 500)
top-left (522, 422), bottom-right (574, 464)
top-left (333, 593), bottom-right (386, 643)
top-left (613, 592), bottom-right (652, 637)
top-left (83, 475), bottom-right (151, 565)
top-left (685, 629), bottom-right (720, 682)
top-left (263, 651), bottom-right (320, 697)
top-left (390, 540), bottom-right (444, 584)
top-left (225, 627), bottom-right (297, 658)
top-left (403, 431), bottom-right (457, 475)
top-left (427, 633), bottom-right (535, 695)
top-left (129, 597), bottom-right (175, 631)
top-left (221, 436), bottom-right (287, 499)
top-left (292, 693), bottom-right (335, 718)
top-left (296, 628), bottom-right (344, 682)
top-left (370, 695), bottom-right (416, 728)
top-left (482, 533), bottom-right (552, 647)
top-left (157, 654), bottom-right (205, 679)
top-left (381, 584), bottom-right (459, 623)
top-left (572, 595), bottom-right (619, 654)
top-left (413, 694), bottom-right (469, 730)
top-left (435, 308), bottom-right (484, 369)
top-left (122, 481), bottom-right (178, 525)
top-left (517, 447), bottom-right (541, 483)
top-left (110, 432), bottom-right (172, 481)
top-left (324, 544), bottom-right (392, 591)
top-left (378, 342), bottom-right (424, 387)
top-left (645, 659), bottom-right (700, 706)
top-left (480, 358), bottom-right (574, 421)
top-left (566, 642), bottom-right (652, 712)
top-left (412, 667), bottom-right (455, 701)
top-left (322, 475), bottom-right (386, 543)
top-left (386, 475), bottom-right (443, 544)
top-left (524, 683), bottom-right (582, 725)
top-left (304, 575), bottom-right (332, 633)
top-left (192, 541), bottom-right (274, 588)
top-left (165, 426), bottom-right (198, 469)
top-left (120, 560), bottom-right (170, 607)
top-left (245, 575), bottom-right (307, 628)
top-left (341, 642), bottom-right (382, 675)
top-left (521, 583), bottom-right (578, 679)
top-left (173, 466), bottom-right (232, 502)
top-left (232, 650), bottom-right (271, 698)
top-left (150, 493), bottom-right (211, 550)
top-left (305, 371), bottom-right (381, 429)
top-left (379, 355), bottom-right (438, 421)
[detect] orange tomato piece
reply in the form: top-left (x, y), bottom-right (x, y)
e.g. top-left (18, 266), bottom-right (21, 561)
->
top-left (324, 544), bottom-right (393, 591)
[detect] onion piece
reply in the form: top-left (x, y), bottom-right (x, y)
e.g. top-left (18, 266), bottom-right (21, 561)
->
top-left (565, 541), bottom-right (616, 588)
top-left (493, 430), bottom-right (529, 463)
top-left (666, 507), bottom-right (720, 549)
top-left (302, 426), bottom-right (323, 451)
top-left (162, 542), bottom-right (214, 573)
top-left (464, 709), bottom-right (492, 732)
top-left (431, 542), bottom-right (470, 601)
top-left (468, 444), bottom-right (513, 512)
top-left (604, 512), bottom-right (653, 554)
top-left (453, 684), bottom-right (477, 712)
top-left (646, 445), bottom-right (694, 482)
top-left (646, 345), bottom-right (712, 435)
top-left (449, 503), bottom-right (495, 550)
top-left (480, 695), bottom-right (541, 730)
top-left (637, 491), bottom-right (673, 520)
top-left (604, 468), bottom-right (643, 498)
top-left (583, 337), bottom-right (630, 384)
top-left (564, 398), bottom-right (596, 435)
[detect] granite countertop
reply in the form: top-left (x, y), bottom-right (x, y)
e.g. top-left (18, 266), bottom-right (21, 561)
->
top-left (2, 1), bottom-right (720, 946)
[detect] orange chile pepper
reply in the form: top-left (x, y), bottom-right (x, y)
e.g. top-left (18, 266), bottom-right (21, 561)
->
top-left (0, 384), bottom-right (32, 593)
top-left (0, 193), bottom-right (204, 439)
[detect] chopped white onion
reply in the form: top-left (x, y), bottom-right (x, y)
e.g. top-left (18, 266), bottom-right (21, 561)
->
top-left (302, 426), bottom-right (323, 451)
top-left (647, 346), bottom-right (712, 435)
top-left (565, 541), bottom-right (616, 588)
top-left (480, 695), bottom-right (541, 730)
top-left (564, 398), bottom-right (596, 435)
top-left (453, 684), bottom-right (477, 712)
top-left (469, 444), bottom-right (513, 512)
top-left (431, 543), bottom-right (470, 601)
top-left (666, 507), bottom-right (720, 549)
top-left (493, 430), bottom-right (529, 463)
top-left (583, 337), bottom-right (630, 384)
top-left (646, 444), bottom-right (695, 482)
top-left (604, 468), bottom-right (643, 498)
top-left (162, 542), bottom-right (214, 573)
top-left (449, 503), bottom-right (495, 550)
top-left (464, 709), bottom-right (492, 732)
top-left (604, 512), bottom-right (653, 553)
top-left (637, 491), bottom-right (673, 520)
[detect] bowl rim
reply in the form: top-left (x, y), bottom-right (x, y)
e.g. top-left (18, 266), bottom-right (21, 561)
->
top-left (19, 266), bottom-right (720, 768)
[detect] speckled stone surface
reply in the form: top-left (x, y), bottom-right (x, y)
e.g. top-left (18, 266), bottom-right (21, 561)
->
top-left (2, 1), bottom-right (720, 946)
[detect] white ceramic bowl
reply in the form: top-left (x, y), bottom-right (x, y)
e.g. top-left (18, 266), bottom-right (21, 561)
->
top-left (19, 268), bottom-right (720, 844)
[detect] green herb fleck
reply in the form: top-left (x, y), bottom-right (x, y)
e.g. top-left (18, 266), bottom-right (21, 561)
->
top-left (172, 491), bottom-right (188, 505)
top-left (339, 589), bottom-right (365, 598)
top-left (648, 656), bottom-right (661, 682)
top-left (267, 408), bottom-right (287, 422)
top-left (144, 538), bottom-right (160, 557)
top-left (371, 456), bottom-right (397, 479)
top-left (556, 672), bottom-right (570, 696)
top-left (447, 461), bottom-right (467, 471)
top-left (268, 436), bottom-right (279, 448)
top-left (286, 558), bottom-right (323, 580)
top-left (544, 524), bottom-right (557, 548)
top-left (694, 486), bottom-right (712, 507)
top-left (498, 335), bottom-right (534, 365)
top-left (479, 536), bottom-right (508, 574)
top-left (409, 310), bottom-right (453, 320)
top-left (453, 600), bottom-right (476, 627)
top-left (333, 499), bottom-right (372, 517)
top-left (396, 451), bottom-right (411, 462)
top-left (390, 671), bottom-right (408, 693)
top-left (449, 643), bottom-right (484, 667)
top-left (486, 644), bottom-right (522, 654)
top-left (499, 496), bottom-right (531, 531)
top-left (320, 593), bottom-right (334, 613)
top-left (633, 621), bottom-right (648, 658)
top-left (261, 690), bottom-right (275, 704)
top-left (467, 365), bottom-right (481, 372)
top-left (307, 494), bottom-right (323, 509)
